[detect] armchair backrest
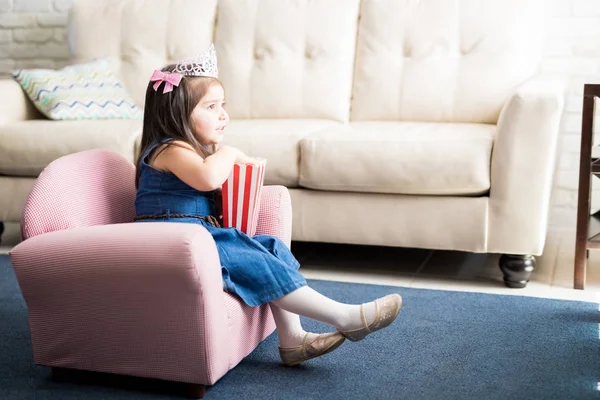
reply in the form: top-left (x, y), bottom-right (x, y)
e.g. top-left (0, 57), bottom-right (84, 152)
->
top-left (68, 0), bottom-right (547, 124)
top-left (21, 149), bottom-right (136, 240)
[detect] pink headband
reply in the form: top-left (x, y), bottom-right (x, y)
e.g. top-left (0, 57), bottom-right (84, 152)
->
top-left (150, 70), bottom-right (183, 94)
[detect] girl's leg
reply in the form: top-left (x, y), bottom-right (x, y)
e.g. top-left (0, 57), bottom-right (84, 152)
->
top-left (270, 303), bottom-right (349, 348)
top-left (268, 304), bottom-right (307, 347)
top-left (252, 236), bottom-right (378, 330)
top-left (271, 286), bottom-right (378, 332)
top-left (253, 236), bottom-right (342, 346)
top-left (235, 234), bottom-right (400, 339)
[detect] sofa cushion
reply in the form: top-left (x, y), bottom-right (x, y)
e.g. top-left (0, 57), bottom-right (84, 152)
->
top-left (69, 0), bottom-right (219, 107)
top-left (221, 119), bottom-right (340, 187)
top-left (69, 0), bottom-right (361, 122)
top-left (214, 0), bottom-right (360, 122)
top-left (0, 120), bottom-right (142, 177)
top-left (12, 59), bottom-right (144, 120)
top-left (299, 122), bottom-right (494, 196)
top-left (351, 0), bottom-right (545, 124)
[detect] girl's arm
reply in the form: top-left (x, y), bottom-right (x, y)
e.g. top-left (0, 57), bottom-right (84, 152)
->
top-left (155, 141), bottom-right (252, 191)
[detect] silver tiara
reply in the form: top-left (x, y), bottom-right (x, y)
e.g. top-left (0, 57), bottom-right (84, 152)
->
top-left (173, 44), bottom-right (219, 78)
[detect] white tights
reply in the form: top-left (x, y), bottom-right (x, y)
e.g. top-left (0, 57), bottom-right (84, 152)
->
top-left (269, 286), bottom-right (376, 348)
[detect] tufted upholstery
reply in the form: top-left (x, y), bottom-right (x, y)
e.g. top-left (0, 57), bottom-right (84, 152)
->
top-left (351, 0), bottom-right (547, 123)
top-left (1, 0), bottom-right (565, 264)
top-left (214, 0), bottom-right (360, 121)
top-left (69, 0), bottom-right (547, 125)
top-left (68, 0), bottom-right (218, 107)
top-left (69, 0), bottom-right (362, 122)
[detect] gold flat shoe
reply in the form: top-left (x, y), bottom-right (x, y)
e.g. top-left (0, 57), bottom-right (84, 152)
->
top-left (278, 332), bottom-right (345, 367)
top-left (338, 294), bottom-right (402, 342)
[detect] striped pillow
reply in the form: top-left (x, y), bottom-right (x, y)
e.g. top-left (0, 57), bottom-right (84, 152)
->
top-left (12, 59), bottom-right (143, 120)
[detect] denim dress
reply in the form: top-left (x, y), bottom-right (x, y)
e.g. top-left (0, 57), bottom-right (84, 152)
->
top-left (134, 140), bottom-right (307, 306)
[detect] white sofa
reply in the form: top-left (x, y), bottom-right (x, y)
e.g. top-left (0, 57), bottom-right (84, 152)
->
top-left (0, 0), bottom-right (564, 288)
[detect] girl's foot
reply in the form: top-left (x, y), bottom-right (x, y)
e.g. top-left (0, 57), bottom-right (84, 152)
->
top-left (278, 332), bottom-right (345, 367)
top-left (338, 294), bottom-right (402, 342)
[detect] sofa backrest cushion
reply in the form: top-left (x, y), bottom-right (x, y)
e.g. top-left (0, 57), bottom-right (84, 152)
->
top-left (213, 0), bottom-right (360, 122)
top-left (350, 0), bottom-right (547, 124)
top-left (68, 0), bottom-right (546, 124)
top-left (68, 0), bottom-right (218, 109)
top-left (68, 0), bottom-right (360, 122)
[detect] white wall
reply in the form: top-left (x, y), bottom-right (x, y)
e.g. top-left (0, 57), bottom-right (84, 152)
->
top-left (0, 0), bottom-right (71, 73)
top-left (1, 0), bottom-right (600, 231)
top-left (544, 0), bottom-right (600, 229)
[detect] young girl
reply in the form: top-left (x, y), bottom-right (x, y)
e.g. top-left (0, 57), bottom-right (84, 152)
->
top-left (134, 45), bottom-right (402, 367)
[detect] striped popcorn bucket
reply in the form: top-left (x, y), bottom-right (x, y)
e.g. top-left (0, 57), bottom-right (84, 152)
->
top-left (221, 159), bottom-right (267, 236)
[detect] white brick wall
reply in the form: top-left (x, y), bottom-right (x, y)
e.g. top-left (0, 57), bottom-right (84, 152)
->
top-left (0, 0), bottom-right (599, 231)
top-left (0, 0), bottom-right (70, 73)
top-left (546, 0), bottom-right (600, 230)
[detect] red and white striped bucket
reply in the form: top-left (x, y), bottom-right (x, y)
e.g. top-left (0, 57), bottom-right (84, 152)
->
top-left (221, 159), bottom-right (266, 236)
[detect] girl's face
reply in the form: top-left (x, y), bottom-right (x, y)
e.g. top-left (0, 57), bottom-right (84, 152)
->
top-left (190, 83), bottom-right (229, 145)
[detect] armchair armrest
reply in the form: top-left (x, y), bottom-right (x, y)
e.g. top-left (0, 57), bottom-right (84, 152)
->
top-left (255, 185), bottom-right (293, 248)
top-left (488, 76), bottom-right (566, 255)
top-left (0, 79), bottom-right (43, 124)
top-left (9, 222), bottom-right (230, 384)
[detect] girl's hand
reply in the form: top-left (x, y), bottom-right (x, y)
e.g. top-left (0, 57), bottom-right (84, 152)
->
top-left (243, 157), bottom-right (264, 165)
top-left (236, 153), bottom-right (262, 165)
top-left (218, 145), bottom-right (249, 164)
top-left (221, 145), bottom-right (263, 165)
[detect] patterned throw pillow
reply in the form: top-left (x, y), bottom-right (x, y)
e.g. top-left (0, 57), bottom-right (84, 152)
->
top-left (12, 59), bottom-right (143, 120)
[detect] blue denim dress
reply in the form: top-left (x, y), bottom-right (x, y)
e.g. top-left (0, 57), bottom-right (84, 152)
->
top-left (134, 140), bottom-right (307, 306)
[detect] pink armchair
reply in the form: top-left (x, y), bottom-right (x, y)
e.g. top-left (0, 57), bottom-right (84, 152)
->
top-left (9, 149), bottom-right (293, 397)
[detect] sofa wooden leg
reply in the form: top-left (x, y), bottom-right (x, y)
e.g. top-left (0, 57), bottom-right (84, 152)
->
top-left (52, 367), bottom-right (206, 398)
top-left (499, 254), bottom-right (535, 288)
top-left (0, 221), bottom-right (4, 245)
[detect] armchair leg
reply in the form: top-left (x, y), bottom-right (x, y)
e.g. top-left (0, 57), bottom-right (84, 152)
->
top-left (52, 367), bottom-right (206, 398)
top-left (0, 221), bottom-right (3, 245)
top-left (499, 254), bottom-right (536, 288)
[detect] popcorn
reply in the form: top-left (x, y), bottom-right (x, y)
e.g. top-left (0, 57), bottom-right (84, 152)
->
top-left (221, 159), bottom-right (267, 236)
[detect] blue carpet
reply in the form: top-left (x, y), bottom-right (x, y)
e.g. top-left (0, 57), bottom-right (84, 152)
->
top-left (1, 254), bottom-right (599, 400)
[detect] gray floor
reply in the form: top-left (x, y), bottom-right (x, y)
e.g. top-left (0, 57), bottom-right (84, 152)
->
top-left (292, 228), bottom-right (600, 303)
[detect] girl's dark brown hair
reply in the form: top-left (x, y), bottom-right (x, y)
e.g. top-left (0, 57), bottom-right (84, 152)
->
top-left (135, 64), bottom-right (222, 188)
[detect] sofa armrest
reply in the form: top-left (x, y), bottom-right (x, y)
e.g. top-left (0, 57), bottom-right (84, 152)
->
top-left (255, 185), bottom-right (293, 248)
top-left (488, 76), bottom-right (566, 255)
top-left (9, 222), bottom-right (230, 384)
top-left (0, 79), bottom-right (43, 124)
